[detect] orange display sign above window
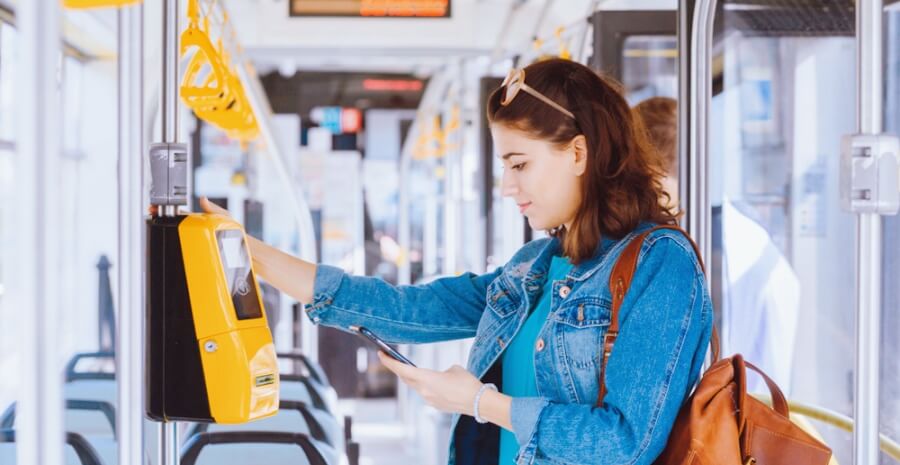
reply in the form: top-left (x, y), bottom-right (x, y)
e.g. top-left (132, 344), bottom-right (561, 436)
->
top-left (290, 0), bottom-right (450, 18)
top-left (363, 79), bottom-right (424, 92)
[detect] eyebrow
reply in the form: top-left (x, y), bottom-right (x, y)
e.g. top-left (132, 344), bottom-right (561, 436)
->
top-left (501, 152), bottom-right (526, 160)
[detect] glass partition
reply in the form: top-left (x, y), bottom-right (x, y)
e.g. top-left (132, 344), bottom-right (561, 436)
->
top-left (622, 35), bottom-right (678, 103)
top-left (709, 1), bottom-right (859, 462)
top-left (881, 7), bottom-right (900, 464)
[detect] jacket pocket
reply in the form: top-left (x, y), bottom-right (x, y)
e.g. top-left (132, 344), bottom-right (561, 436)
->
top-left (485, 276), bottom-right (520, 318)
top-left (555, 298), bottom-right (611, 403)
top-left (554, 297), bottom-right (611, 328)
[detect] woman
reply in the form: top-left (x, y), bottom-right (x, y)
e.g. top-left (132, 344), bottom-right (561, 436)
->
top-left (202, 58), bottom-right (713, 465)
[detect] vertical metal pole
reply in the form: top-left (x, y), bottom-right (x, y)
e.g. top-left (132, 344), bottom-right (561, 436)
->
top-left (424, 189), bottom-right (438, 277)
top-left (160, 0), bottom-right (181, 464)
top-left (677, 0), bottom-right (692, 232)
top-left (853, 1), bottom-right (883, 464)
top-left (162, 0), bottom-right (179, 145)
top-left (398, 143), bottom-right (412, 285)
top-left (14, 0), bottom-right (64, 464)
top-left (118, 4), bottom-right (146, 465)
top-left (687, 0), bottom-right (716, 268)
top-left (442, 85), bottom-right (458, 276)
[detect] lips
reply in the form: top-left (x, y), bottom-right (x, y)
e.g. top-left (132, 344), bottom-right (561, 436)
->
top-left (517, 202), bottom-right (532, 214)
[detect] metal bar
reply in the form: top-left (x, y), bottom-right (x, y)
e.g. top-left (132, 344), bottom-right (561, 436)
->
top-left (160, 0), bottom-right (181, 462)
top-left (398, 141), bottom-right (412, 285)
top-left (14, 0), bottom-right (64, 464)
top-left (677, 0), bottom-right (692, 235)
top-left (687, 0), bottom-right (715, 272)
top-left (859, 0), bottom-right (883, 134)
top-left (162, 0), bottom-right (179, 144)
top-left (117, 5), bottom-right (145, 465)
top-left (853, 5), bottom-right (884, 465)
top-left (854, 214), bottom-right (882, 465)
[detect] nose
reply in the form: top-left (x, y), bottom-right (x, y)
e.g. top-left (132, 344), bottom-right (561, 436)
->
top-left (500, 169), bottom-right (518, 198)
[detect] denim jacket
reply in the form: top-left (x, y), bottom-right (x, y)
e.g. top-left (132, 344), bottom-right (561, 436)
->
top-left (304, 224), bottom-right (714, 465)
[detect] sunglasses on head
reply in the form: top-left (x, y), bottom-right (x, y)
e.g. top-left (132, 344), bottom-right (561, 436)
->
top-left (501, 68), bottom-right (575, 120)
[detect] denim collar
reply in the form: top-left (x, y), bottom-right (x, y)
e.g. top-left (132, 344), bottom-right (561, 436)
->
top-left (524, 222), bottom-right (658, 288)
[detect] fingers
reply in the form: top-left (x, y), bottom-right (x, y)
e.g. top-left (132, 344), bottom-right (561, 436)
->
top-left (378, 351), bottom-right (425, 383)
top-left (199, 196), bottom-right (229, 216)
top-left (199, 196), bottom-right (215, 213)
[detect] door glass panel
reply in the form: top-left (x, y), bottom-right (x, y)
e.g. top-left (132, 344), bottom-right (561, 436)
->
top-left (0, 148), bottom-right (13, 415)
top-left (622, 35), bottom-right (678, 103)
top-left (710, 2), bottom-right (857, 462)
top-left (1, 23), bottom-right (20, 461)
top-left (882, 8), bottom-right (900, 464)
top-left (0, 22), bottom-right (15, 142)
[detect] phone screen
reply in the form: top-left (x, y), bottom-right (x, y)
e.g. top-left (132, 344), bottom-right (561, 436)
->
top-left (350, 326), bottom-right (416, 367)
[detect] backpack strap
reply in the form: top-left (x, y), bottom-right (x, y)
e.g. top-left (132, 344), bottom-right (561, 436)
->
top-left (595, 225), bottom-right (719, 407)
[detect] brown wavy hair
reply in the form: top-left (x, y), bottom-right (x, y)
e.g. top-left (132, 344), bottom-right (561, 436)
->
top-left (633, 96), bottom-right (678, 177)
top-left (487, 58), bottom-right (678, 264)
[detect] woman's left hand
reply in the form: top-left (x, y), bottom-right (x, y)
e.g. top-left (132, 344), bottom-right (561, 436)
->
top-left (378, 351), bottom-right (483, 416)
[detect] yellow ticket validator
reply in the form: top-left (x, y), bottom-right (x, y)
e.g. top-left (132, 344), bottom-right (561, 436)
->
top-left (147, 213), bottom-right (279, 424)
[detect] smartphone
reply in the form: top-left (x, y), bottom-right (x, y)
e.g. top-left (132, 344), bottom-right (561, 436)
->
top-left (349, 325), bottom-right (416, 367)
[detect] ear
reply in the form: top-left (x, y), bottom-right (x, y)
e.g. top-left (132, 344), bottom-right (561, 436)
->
top-left (571, 135), bottom-right (588, 176)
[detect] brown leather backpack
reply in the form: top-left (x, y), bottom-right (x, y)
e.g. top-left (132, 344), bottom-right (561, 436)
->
top-left (597, 225), bottom-right (832, 465)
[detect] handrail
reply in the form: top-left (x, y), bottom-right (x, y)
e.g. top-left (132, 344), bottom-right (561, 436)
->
top-left (0, 429), bottom-right (105, 465)
top-left (752, 394), bottom-right (900, 461)
top-left (1, 400), bottom-right (118, 439)
top-left (66, 400), bottom-right (119, 440)
top-left (188, 400), bottom-right (332, 446)
top-left (64, 352), bottom-right (116, 382)
top-left (277, 352), bottom-right (328, 386)
top-left (179, 431), bottom-right (328, 465)
top-left (279, 376), bottom-right (330, 412)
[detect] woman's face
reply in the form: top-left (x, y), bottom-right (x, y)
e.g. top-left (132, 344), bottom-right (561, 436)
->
top-left (492, 124), bottom-right (586, 232)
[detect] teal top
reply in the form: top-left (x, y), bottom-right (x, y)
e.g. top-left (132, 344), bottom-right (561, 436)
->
top-left (498, 255), bottom-right (574, 465)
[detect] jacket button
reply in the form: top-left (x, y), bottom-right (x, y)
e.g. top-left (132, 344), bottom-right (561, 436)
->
top-left (535, 338), bottom-right (545, 352)
top-left (559, 285), bottom-right (571, 299)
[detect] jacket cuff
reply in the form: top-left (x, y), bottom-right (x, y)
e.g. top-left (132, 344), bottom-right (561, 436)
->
top-left (510, 397), bottom-right (550, 458)
top-left (302, 264), bottom-right (346, 324)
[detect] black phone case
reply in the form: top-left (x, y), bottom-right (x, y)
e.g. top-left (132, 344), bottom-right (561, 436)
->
top-left (351, 326), bottom-right (416, 367)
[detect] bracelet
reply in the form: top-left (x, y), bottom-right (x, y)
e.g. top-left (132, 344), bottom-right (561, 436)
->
top-left (473, 383), bottom-right (498, 424)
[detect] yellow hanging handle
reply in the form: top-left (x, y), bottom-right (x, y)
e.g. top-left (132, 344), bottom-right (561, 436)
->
top-left (62, 0), bottom-right (141, 9)
top-left (180, 0), bottom-right (259, 142)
